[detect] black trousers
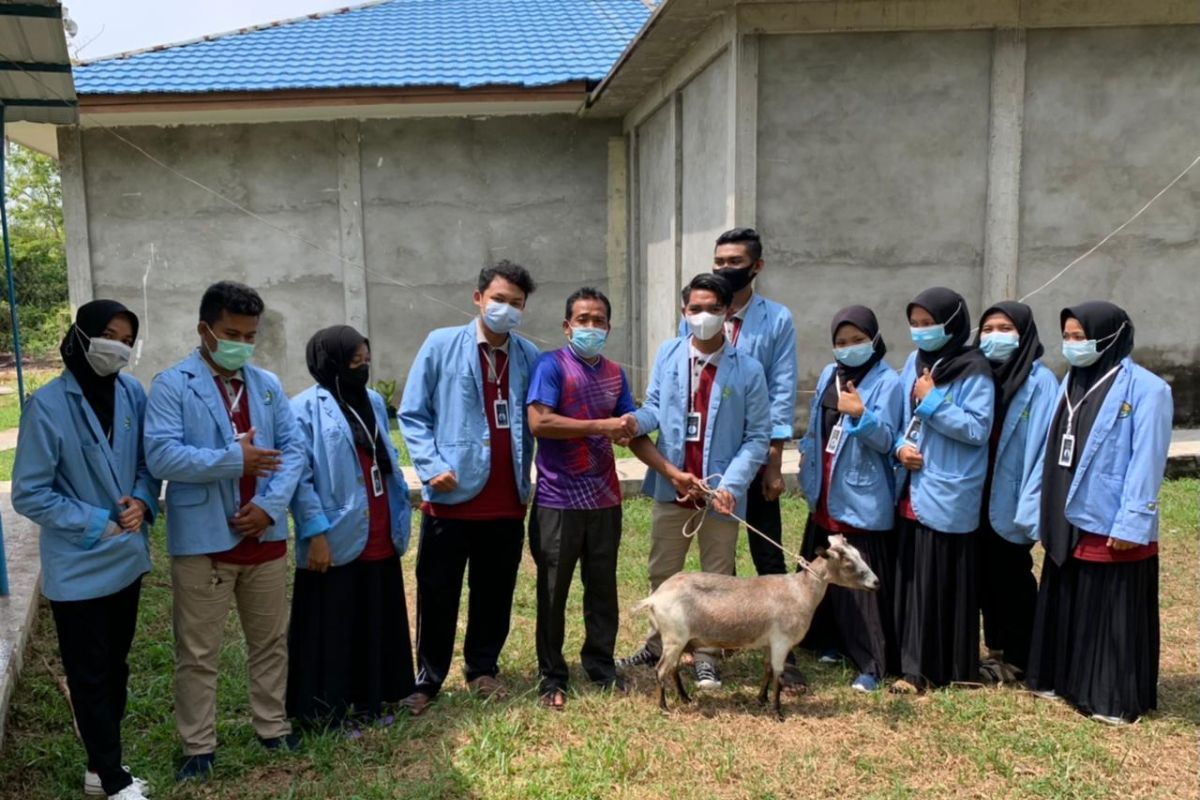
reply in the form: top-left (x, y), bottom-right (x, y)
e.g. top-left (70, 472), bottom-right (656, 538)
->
top-left (49, 577), bottom-right (142, 796)
top-left (413, 515), bottom-right (525, 696)
top-left (977, 521), bottom-right (1037, 672)
top-left (745, 471), bottom-right (785, 576)
top-left (529, 504), bottom-right (622, 692)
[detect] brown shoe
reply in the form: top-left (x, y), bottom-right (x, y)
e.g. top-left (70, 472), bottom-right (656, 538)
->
top-left (399, 691), bottom-right (433, 716)
top-left (468, 675), bottom-right (508, 700)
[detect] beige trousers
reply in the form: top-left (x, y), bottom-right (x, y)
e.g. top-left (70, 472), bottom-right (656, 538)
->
top-left (171, 555), bottom-right (291, 755)
top-left (645, 502), bottom-right (738, 666)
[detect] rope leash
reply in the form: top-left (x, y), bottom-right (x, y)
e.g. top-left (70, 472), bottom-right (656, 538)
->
top-left (675, 475), bottom-right (824, 581)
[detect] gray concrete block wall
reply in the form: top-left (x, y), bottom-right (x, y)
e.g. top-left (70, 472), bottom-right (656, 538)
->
top-left (81, 122), bottom-right (348, 392)
top-left (1019, 26), bottom-right (1200, 424)
top-left (756, 31), bottom-right (993, 417)
top-left (75, 115), bottom-right (623, 396)
top-left (358, 115), bottom-right (623, 394)
top-left (637, 100), bottom-right (679, 372)
top-left (681, 50), bottom-right (732, 281)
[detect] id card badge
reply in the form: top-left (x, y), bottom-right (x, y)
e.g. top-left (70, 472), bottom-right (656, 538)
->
top-left (825, 418), bottom-right (845, 454)
top-left (493, 398), bottom-right (511, 429)
top-left (685, 412), bottom-right (702, 442)
top-left (903, 416), bottom-right (923, 447)
top-left (1057, 433), bottom-right (1076, 468)
top-left (370, 463), bottom-right (384, 497)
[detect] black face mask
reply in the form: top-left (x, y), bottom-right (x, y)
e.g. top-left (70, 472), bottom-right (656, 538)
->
top-left (716, 265), bottom-right (756, 292)
top-left (341, 364), bottom-right (371, 390)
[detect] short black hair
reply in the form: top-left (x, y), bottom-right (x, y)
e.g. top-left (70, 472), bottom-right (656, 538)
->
top-left (564, 287), bottom-right (611, 321)
top-left (681, 273), bottom-right (733, 307)
top-left (199, 281), bottom-right (264, 325)
top-left (715, 227), bottom-right (763, 262)
top-left (478, 260), bottom-right (536, 298)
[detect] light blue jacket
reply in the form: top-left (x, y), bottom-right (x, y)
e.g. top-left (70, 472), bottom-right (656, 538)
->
top-left (894, 351), bottom-right (996, 534)
top-left (399, 322), bottom-right (540, 506)
top-left (798, 360), bottom-right (904, 532)
top-left (679, 293), bottom-right (797, 440)
top-left (632, 337), bottom-right (770, 518)
top-left (13, 372), bottom-right (160, 602)
top-left (144, 350), bottom-right (321, 556)
top-left (1024, 357), bottom-right (1172, 546)
top-left (987, 361), bottom-right (1060, 543)
top-left (289, 387), bottom-right (411, 567)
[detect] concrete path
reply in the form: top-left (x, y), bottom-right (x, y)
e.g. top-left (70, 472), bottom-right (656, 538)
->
top-left (0, 429), bottom-right (16, 452)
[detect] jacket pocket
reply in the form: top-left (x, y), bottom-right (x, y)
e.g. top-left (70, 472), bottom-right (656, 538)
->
top-left (843, 449), bottom-right (880, 488)
top-left (168, 483), bottom-right (209, 507)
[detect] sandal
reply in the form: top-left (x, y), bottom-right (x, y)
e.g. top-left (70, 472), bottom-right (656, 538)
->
top-left (399, 691), bottom-right (433, 716)
top-left (539, 688), bottom-right (567, 711)
top-left (468, 675), bottom-right (509, 700)
top-left (888, 678), bottom-right (923, 695)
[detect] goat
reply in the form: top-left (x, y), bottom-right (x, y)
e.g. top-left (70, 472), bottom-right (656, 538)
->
top-left (632, 534), bottom-right (880, 718)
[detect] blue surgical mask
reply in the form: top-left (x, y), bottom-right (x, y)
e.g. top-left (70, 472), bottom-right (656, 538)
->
top-left (910, 325), bottom-right (951, 352)
top-left (1062, 340), bottom-right (1101, 367)
top-left (910, 301), bottom-right (961, 352)
top-left (569, 326), bottom-right (608, 359)
top-left (482, 301), bottom-right (522, 335)
top-left (1062, 322), bottom-right (1127, 368)
top-left (833, 341), bottom-right (875, 368)
top-left (980, 332), bottom-right (1020, 363)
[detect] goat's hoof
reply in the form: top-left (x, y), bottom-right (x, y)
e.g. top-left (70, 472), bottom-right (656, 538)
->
top-left (757, 692), bottom-right (769, 705)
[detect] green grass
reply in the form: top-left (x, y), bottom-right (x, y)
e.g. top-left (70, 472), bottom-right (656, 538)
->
top-left (1, 484), bottom-right (1196, 799)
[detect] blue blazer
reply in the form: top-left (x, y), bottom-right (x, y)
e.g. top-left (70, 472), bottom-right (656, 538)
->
top-left (632, 337), bottom-right (770, 519)
top-left (1027, 357), bottom-right (1172, 546)
top-left (679, 293), bottom-right (797, 440)
top-left (399, 322), bottom-right (539, 506)
top-left (987, 361), bottom-right (1060, 543)
top-left (895, 350), bottom-right (996, 534)
top-left (289, 386), bottom-right (412, 567)
top-left (143, 350), bottom-right (320, 557)
top-left (798, 360), bottom-right (904, 532)
top-left (12, 372), bottom-right (160, 602)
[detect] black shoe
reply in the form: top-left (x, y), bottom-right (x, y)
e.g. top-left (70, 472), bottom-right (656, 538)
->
top-left (616, 646), bottom-right (657, 670)
top-left (176, 753), bottom-right (215, 782)
top-left (595, 675), bottom-right (628, 694)
top-left (258, 732), bottom-right (301, 752)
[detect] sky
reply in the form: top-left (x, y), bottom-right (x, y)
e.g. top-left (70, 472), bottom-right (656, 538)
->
top-left (64, 1), bottom-right (354, 60)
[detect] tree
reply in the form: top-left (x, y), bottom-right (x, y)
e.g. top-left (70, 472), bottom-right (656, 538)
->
top-left (0, 142), bottom-right (69, 358)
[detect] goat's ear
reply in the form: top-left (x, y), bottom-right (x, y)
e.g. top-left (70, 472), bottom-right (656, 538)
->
top-left (815, 546), bottom-right (829, 560)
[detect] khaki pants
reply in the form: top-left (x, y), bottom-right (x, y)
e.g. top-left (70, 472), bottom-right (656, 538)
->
top-left (645, 502), bottom-right (738, 666)
top-left (172, 555), bottom-right (290, 755)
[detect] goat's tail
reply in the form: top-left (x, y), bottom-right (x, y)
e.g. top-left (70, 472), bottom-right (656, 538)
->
top-left (630, 596), bottom-right (654, 616)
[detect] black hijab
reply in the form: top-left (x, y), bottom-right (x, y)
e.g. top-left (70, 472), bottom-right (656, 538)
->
top-left (820, 305), bottom-right (886, 442)
top-left (1039, 301), bottom-right (1134, 565)
top-left (60, 300), bottom-right (138, 441)
top-left (305, 325), bottom-right (391, 474)
top-left (974, 300), bottom-right (1044, 422)
top-left (906, 287), bottom-right (991, 388)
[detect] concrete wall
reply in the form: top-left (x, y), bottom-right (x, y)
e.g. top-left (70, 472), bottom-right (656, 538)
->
top-left (680, 50), bottom-right (732, 279)
top-left (637, 99), bottom-right (680, 373)
top-left (1019, 26), bottom-right (1200, 424)
top-left (756, 31), bottom-right (992, 406)
top-left (68, 114), bottom-right (621, 395)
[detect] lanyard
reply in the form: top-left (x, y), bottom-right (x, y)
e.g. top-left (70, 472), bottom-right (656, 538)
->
top-left (482, 344), bottom-right (509, 400)
top-left (1063, 365), bottom-right (1122, 434)
top-left (219, 379), bottom-right (245, 436)
top-left (340, 399), bottom-right (378, 465)
top-left (688, 352), bottom-right (716, 413)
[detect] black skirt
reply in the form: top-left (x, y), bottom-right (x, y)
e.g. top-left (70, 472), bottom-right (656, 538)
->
top-left (976, 519), bottom-right (1037, 672)
top-left (1026, 555), bottom-right (1159, 721)
top-left (287, 557), bottom-right (415, 727)
top-left (798, 517), bottom-right (897, 677)
top-left (893, 518), bottom-right (979, 688)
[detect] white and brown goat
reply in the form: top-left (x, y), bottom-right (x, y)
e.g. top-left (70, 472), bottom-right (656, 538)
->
top-left (632, 534), bottom-right (879, 718)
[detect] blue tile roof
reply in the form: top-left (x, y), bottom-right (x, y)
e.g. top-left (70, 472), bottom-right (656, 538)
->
top-left (73, 0), bottom-right (652, 95)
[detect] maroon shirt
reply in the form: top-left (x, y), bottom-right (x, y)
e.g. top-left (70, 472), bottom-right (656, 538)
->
top-left (357, 445), bottom-right (395, 561)
top-left (210, 375), bottom-right (286, 565)
top-left (422, 345), bottom-right (526, 521)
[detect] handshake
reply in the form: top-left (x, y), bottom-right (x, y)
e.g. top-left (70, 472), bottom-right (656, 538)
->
top-left (593, 413), bottom-right (640, 445)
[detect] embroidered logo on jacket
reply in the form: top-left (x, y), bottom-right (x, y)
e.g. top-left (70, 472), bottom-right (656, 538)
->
top-left (1118, 402), bottom-right (1132, 418)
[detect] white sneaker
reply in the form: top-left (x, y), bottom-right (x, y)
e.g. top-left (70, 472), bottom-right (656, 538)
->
top-left (84, 770), bottom-right (149, 797)
top-left (1090, 713), bottom-right (1132, 726)
top-left (1030, 688), bottom-right (1059, 701)
top-left (108, 785), bottom-right (149, 800)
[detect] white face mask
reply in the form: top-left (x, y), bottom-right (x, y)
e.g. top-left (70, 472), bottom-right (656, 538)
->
top-left (77, 329), bottom-right (132, 376)
top-left (686, 311), bottom-right (725, 341)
